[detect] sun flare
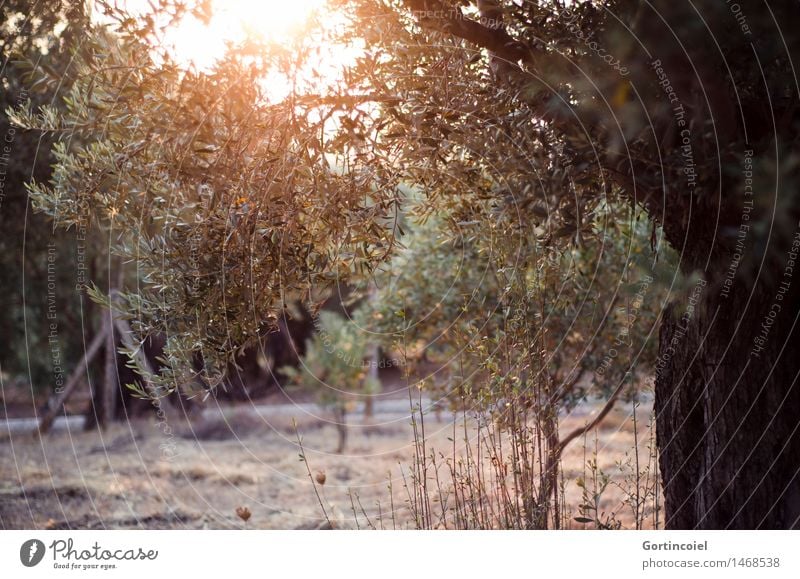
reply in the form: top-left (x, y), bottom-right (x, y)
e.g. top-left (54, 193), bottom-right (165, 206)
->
top-left (118, 0), bottom-right (327, 70)
top-left (167, 0), bottom-right (326, 68)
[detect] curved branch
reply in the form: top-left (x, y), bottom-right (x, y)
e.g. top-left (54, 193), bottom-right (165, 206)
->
top-left (556, 378), bottom-right (625, 457)
top-left (402, 0), bottom-right (530, 64)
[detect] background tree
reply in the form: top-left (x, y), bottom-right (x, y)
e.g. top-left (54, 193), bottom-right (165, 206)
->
top-left (0, 1), bottom-right (95, 401)
top-left (282, 310), bottom-right (379, 453)
top-left (363, 199), bottom-right (665, 527)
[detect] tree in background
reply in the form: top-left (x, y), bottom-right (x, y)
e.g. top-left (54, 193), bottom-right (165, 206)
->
top-left (0, 1), bottom-right (94, 399)
top-left (363, 199), bottom-right (666, 527)
top-left (367, 203), bottom-right (666, 409)
top-left (282, 310), bottom-right (379, 453)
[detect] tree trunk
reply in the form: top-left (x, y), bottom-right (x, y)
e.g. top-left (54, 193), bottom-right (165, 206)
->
top-left (36, 327), bottom-right (106, 435)
top-left (334, 405), bottom-right (347, 454)
top-left (364, 281), bottom-right (379, 420)
top-left (101, 309), bottom-right (118, 428)
top-left (364, 343), bottom-right (378, 420)
top-left (656, 271), bottom-right (800, 529)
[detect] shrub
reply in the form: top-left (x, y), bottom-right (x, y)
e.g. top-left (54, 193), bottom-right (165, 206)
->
top-left (281, 311), bottom-right (378, 453)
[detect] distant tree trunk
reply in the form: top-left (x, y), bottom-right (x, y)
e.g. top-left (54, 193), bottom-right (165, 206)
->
top-left (100, 309), bottom-right (117, 428)
top-left (364, 281), bottom-right (379, 419)
top-left (656, 269), bottom-right (800, 529)
top-left (36, 328), bottom-right (106, 434)
top-left (364, 344), bottom-right (378, 419)
top-left (83, 255), bottom-right (102, 430)
top-left (334, 404), bottom-right (347, 454)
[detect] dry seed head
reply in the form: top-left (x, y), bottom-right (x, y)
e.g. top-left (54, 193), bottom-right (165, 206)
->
top-left (235, 506), bottom-right (251, 522)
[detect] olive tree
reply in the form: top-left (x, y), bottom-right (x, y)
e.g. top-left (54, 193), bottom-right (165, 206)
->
top-left (13, 0), bottom-right (800, 528)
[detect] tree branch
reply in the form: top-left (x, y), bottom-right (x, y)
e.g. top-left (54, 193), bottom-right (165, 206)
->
top-left (556, 378), bottom-right (625, 456)
top-left (402, 0), bottom-right (530, 64)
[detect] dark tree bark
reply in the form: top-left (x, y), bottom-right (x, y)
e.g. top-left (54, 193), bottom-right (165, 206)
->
top-left (656, 268), bottom-right (800, 529)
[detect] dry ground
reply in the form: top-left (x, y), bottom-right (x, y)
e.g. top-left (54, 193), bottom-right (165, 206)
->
top-left (0, 397), bottom-right (659, 529)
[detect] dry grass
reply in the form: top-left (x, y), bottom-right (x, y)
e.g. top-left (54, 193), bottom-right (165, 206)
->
top-left (0, 397), bottom-right (659, 529)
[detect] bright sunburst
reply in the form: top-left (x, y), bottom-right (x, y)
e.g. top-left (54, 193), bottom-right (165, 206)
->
top-left (161, 0), bottom-right (326, 69)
